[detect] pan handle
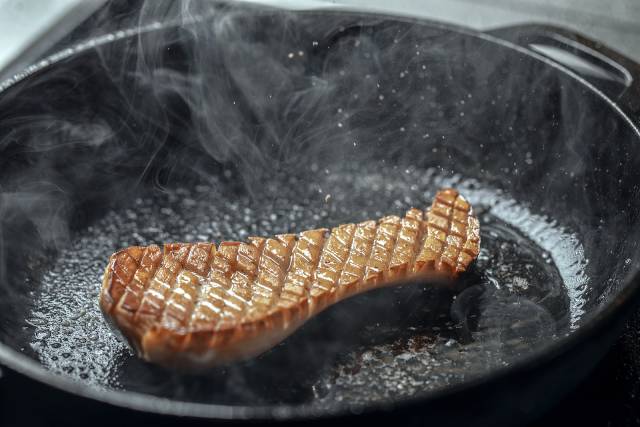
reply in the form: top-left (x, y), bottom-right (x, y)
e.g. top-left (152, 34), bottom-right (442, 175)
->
top-left (487, 24), bottom-right (640, 120)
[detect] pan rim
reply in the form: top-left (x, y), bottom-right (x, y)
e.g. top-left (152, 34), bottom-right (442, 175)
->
top-left (0, 5), bottom-right (639, 420)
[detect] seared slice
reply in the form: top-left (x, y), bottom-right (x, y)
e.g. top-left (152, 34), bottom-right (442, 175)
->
top-left (100, 188), bottom-right (480, 369)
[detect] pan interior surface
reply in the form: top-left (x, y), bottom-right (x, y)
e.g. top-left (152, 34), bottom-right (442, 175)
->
top-left (27, 168), bottom-right (578, 406)
top-left (1, 3), bottom-right (640, 414)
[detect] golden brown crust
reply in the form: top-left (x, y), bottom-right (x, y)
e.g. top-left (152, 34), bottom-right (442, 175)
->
top-left (100, 188), bottom-right (480, 369)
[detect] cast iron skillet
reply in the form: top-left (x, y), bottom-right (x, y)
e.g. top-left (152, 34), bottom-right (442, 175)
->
top-left (0, 2), bottom-right (640, 425)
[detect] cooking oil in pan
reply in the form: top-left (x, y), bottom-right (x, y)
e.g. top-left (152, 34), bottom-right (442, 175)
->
top-left (25, 165), bottom-right (588, 406)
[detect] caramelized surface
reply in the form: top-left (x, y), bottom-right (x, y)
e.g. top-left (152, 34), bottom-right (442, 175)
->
top-left (100, 188), bottom-right (480, 369)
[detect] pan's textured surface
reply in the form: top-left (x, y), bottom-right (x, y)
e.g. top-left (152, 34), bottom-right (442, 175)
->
top-left (25, 167), bottom-right (584, 406)
top-left (99, 189), bottom-right (480, 368)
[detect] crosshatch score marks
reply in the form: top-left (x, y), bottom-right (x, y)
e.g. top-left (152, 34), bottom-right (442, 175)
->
top-left (100, 188), bottom-right (480, 369)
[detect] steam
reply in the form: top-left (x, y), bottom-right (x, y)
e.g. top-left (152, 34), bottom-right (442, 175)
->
top-left (0, 0), bottom-right (638, 410)
top-left (0, 0), bottom-right (404, 276)
top-left (0, 0), bottom-right (386, 343)
top-left (0, 113), bottom-right (118, 293)
top-left (119, 1), bottom-right (364, 195)
top-left (0, 183), bottom-right (69, 247)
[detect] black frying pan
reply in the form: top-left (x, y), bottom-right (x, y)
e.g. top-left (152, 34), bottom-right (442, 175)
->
top-left (1, 2), bottom-right (640, 425)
